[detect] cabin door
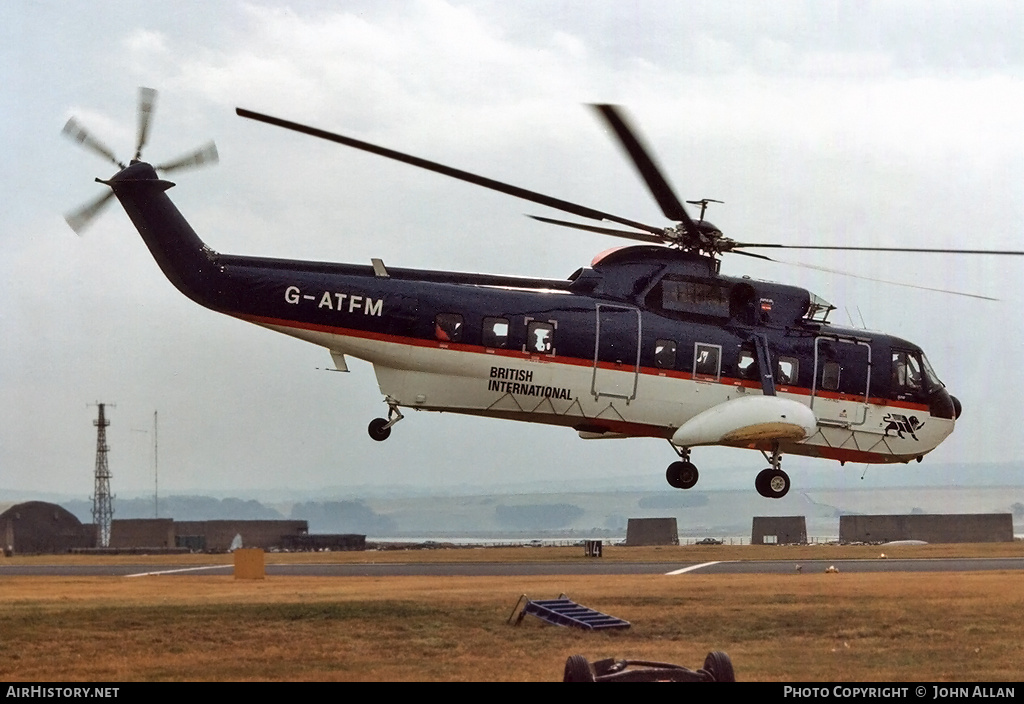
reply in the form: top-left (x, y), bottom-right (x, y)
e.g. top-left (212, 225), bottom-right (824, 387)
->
top-left (811, 335), bottom-right (872, 426)
top-left (591, 304), bottom-right (641, 402)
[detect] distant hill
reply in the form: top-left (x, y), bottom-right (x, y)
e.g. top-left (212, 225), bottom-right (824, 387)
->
top-left (54, 485), bottom-right (1024, 540)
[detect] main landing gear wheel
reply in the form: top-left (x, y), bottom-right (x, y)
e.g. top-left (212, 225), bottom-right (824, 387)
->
top-left (666, 461), bottom-right (699, 489)
top-left (367, 417), bottom-right (391, 442)
top-left (368, 397), bottom-right (405, 442)
top-left (755, 467), bottom-right (790, 499)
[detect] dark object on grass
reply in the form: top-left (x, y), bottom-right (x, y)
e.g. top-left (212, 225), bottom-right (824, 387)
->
top-left (563, 651), bottom-right (736, 682)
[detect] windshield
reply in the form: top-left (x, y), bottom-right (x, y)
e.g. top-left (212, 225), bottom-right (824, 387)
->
top-left (920, 353), bottom-right (944, 389)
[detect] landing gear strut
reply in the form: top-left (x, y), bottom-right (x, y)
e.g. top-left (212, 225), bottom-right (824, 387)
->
top-left (368, 397), bottom-right (404, 442)
top-left (666, 445), bottom-right (699, 490)
top-left (755, 444), bottom-right (790, 499)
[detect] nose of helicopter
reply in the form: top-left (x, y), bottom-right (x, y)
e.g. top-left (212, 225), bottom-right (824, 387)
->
top-left (928, 387), bottom-right (961, 421)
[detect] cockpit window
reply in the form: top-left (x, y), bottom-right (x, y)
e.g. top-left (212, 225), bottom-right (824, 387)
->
top-left (892, 350), bottom-right (925, 393)
top-left (920, 353), bottom-right (944, 389)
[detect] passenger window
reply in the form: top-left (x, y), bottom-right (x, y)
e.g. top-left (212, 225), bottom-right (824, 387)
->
top-left (654, 339), bottom-right (677, 369)
top-left (737, 348), bottom-right (758, 380)
top-left (693, 343), bottom-right (721, 381)
top-left (821, 361), bottom-right (841, 391)
top-left (777, 357), bottom-right (798, 386)
top-left (434, 313), bottom-right (463, 342)
top-left (482, 317), bottom-right (509, 348)
top-left (526, 321), bottom-right (554, 354)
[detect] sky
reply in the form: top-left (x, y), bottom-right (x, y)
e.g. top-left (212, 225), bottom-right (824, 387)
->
top-left (2, 1), bottom-right (1023, 500)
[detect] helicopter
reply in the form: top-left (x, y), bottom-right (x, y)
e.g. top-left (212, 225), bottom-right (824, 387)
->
top-left (65, 88), bottom-right (1019, 499)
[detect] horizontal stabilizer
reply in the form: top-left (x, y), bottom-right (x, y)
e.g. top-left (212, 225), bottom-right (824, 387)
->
top-left (671, 395), bottom-right (816, 448)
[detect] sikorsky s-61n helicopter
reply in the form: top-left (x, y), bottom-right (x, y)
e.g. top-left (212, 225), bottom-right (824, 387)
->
top-left (65, 89), bottom-right (1019, 498)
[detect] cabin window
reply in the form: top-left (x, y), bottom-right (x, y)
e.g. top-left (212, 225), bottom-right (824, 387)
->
top-left (693, 343), bottom-right (721, 381)
top-left (661, 277), bottom-right (731, 317)
top-left (737, 348), bottom-right (758, 381)
top-left (434, 313), bottom-right (463, 342)
top-left (526, 321), bottom-right (554, 354)
top-left (821, 361), bottom-right (841, 391)
top-left (777, 356), bottom-right (799, 386)
top-left (482, 317), bottom-right (509, 348)
top-left (654, 339), bottom-right (677, 369)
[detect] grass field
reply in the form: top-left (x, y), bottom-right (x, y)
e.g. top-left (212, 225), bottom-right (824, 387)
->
top-left (1, 545), bottom-right (1022, 681)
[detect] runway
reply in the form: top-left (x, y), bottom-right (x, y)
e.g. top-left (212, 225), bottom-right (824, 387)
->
top-left (3, 556), bottom-right (1022, 578)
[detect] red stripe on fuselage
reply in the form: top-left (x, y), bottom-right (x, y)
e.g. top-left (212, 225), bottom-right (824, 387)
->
top-left (237, 312), bottom-right (930, 413)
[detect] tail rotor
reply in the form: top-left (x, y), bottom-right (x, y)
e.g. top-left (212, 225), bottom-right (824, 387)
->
top-left (63, 87), bottom-right (218, 234)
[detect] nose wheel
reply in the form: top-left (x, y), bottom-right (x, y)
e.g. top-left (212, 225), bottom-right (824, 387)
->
top-left (755, 445), bottom-right (790, 498)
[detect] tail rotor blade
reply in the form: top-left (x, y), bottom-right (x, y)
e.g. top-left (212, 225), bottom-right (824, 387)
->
top-left (62, 117), bottom-right (123, 168)
top-left (64, 189), bottom-right (115, 235)
top-left (134, 87), bottom-right (157, 160)
top-left (155, 141), bottom-right (219, 173)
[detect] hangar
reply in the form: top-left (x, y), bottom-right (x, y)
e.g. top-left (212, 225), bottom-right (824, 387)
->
top-left (0, 501), bottom-right (94, 554)
top-left (0, 502), bottom-right (323, 554)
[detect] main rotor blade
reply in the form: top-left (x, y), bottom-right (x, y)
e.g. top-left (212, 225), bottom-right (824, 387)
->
top-left (64, 189), bottom-right (115, 235)
top-left (134, 87), bottom-right (157, 160)
top-left (155, 141), bottom-right (219, 173)
top-left (780, 258), bottom-right (997, 300)
top-left (591, 104), bottom-right (695, 229)
top-left (737, 244), bottom-right (1024, 256)
top-left (235, 107), bottom-right (664, 235)
top-left (733, 248), bottom-right (995, 298)
top-left (61, 118), bottom-right (122, 168)
top-left (528, 215), bottom-right (669, 245)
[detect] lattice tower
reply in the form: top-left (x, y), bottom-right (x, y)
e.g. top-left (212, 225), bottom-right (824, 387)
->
top-left (90, 403), bottom-right (115, 548)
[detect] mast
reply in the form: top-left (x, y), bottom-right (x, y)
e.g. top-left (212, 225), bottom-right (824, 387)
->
top-left (90, 403), bottom-right (115, 548)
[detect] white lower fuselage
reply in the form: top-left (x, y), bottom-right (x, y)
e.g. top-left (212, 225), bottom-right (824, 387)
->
top-left (253, 316), bottom-right (954, 465)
